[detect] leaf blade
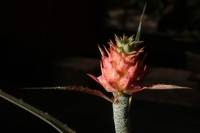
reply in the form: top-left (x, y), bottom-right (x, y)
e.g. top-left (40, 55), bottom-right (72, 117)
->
top-left (135, 3), bottom-right (147, 42)
top-left (0, 89), bottom-right (75, 133)
top-left (144, 84), bottom-right (191, 90)
top-left (23, 86), bottom-right (113, 103)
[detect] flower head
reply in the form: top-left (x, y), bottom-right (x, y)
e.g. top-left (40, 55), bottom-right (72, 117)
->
top-left (88, 35), bottom-right (149, 96)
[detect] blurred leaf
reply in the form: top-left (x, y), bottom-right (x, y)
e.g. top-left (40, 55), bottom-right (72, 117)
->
top-left (0, 89), bottom-right (75, 133)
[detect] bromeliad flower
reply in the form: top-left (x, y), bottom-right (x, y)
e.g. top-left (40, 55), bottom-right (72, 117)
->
top-left (88, 5), bottom-right (149, 102)
top-left (88, 34), bottom-right (149, 99)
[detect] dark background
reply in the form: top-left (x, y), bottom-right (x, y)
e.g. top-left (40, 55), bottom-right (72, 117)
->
top-left (0, 0), bottom-right (200, 133)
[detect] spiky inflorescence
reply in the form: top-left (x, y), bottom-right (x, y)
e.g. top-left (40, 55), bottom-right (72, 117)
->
top-left (88, 35), bottom-right (149, 97)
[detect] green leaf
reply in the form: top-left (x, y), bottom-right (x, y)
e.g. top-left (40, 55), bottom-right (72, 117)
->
top-left (0, 89), bottom-right (75, 133)
top-left (135, 3), bottom-right (147, 42)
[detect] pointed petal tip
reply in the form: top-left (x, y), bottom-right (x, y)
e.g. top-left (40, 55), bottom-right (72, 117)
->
top-left (98, 45), bottom-right (105, 57)
top-left (114, 34), bottom-right (119, 39)
top-left (87, 74), bottom-right (100, 83)
top-left (103, 45), bottom-right (110, 56)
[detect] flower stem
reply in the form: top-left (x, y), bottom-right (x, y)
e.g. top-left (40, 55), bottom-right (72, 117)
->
top-left (113, 94), bottom-right (131, 133)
